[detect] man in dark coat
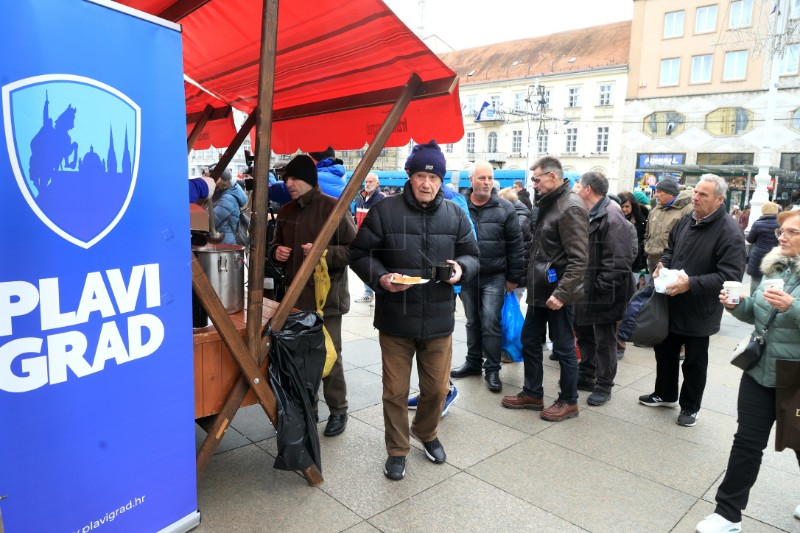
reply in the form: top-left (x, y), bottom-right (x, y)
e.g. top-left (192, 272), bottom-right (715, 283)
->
top-left (450, 161), bottom-right (524, 392)
top-left (640, 174), bottom-right (746, 427)
top-left (270, 154), bottom-right (356, 438)
top-left (574, 172), bottom-right (634, 406)
top-left (353, 172), bottom-right (386, 303)
top-left (350, 141), bottom-right (479, 481)
top-left (501, 155), bottom-right (589, 422)
top-left (513, 179), bottom-right (533, 210)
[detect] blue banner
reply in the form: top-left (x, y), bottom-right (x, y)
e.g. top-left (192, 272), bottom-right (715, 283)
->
top-left (0, 1), bottom-right (198, 531)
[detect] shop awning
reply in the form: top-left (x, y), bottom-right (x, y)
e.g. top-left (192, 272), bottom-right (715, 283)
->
top-left (116, 0), bottom-right (464, 152)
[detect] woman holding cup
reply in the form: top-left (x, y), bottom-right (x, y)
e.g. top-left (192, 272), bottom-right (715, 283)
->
top-left (697, 210), bottom-right (800, 533)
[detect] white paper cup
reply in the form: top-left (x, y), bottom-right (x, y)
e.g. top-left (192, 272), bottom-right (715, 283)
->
top-left (762, 278), bottom-right (785, 291)
top-left (723, 281), bottom-right (742, 304)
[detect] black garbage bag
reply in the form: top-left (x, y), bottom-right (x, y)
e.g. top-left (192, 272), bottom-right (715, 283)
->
top-left (265, 311), bottom-right (326, 472)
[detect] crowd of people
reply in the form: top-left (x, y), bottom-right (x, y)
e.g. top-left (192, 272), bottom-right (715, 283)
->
top-left (191, 143), bottom-right (799, 531)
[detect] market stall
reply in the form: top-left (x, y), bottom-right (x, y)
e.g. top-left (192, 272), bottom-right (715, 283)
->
top-left (118, 0), bottom-right (464, 486)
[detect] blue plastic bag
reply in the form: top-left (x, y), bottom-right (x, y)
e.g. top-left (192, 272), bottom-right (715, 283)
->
top-left (500, 291), bottom-right (524, 362)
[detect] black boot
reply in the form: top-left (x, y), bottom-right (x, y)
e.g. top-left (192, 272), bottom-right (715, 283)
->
top-left (485, 371), bottom-right (502, 392)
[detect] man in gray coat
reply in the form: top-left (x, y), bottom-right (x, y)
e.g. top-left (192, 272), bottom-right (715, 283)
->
top-left (574, 172), bottom-right (634, 406)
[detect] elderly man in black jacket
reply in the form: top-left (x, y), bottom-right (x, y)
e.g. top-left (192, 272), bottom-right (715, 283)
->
top-left (639, 174), bottom-right (746, 427)
top-left (573, 172), bottom-right (635, 406)
top-left (450, 161), bottom-right (524, 392)
top-left (501, 155), bottom-right (589, 422)
top-left (350, 141), bottom-right (479, 481)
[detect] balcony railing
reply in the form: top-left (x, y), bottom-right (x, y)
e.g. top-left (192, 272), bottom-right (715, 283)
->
top-left (471, 152), bottom-right (508, 163)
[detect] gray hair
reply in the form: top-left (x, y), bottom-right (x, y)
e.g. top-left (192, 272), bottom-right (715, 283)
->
top-left (698, 173), bottom-right (727, 198)
top-left (532, 155), bottom-right (563, 180)
top-left (468, 160), bottom-right (494, 179)
top-left (580, 171), bottom-right (609, 196)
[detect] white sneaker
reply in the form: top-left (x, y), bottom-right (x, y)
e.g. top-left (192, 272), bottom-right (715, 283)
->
top-left (795, 503), bottom-right (800, 519)
top-left (355, 294), bottom-right (373, 303)
top-left (696, 513), bottom-right (741, 533)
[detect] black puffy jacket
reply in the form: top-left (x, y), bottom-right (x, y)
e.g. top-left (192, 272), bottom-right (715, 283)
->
top-left (350, 185), bottom-right (480, 339)
top-left (465, 189), bottom-right (525, 283)
top-left (746, 214), bottom-right (778, 278)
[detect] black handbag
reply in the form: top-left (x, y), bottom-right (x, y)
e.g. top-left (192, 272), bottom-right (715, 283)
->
top-left (731, 278), bottom-right (799, 371)
top-left (629, 282), bottom-right (669, 347)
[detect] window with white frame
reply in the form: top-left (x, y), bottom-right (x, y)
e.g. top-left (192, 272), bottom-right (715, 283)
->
top-left (598, 84), bottom-right (613, 106)
top-left (466, 96), bottom-right (477, 114)
top-left (538, 130), bottom-right (549, 154)
top-left (514, 93), bottom-right (525, 111)
top-left (660, 58), bottom-right (681, 86)
top-left (487, 132), bottom-right (498, 153)
top-left (691, 54), bottom-right (713, 83)
top-left (723, 50), bottom-right (748, 80)
top-left (596, 127), bottom-right (609, 153)
top-left (664, 10), bottom-right (684, 38)
top-left (792, 0), bottom-right (800, 18)
top-left (512, 130), bottom-right (522, 154)
top-left (543, 89), bottom-right (551, 108)
top-left (695, 5), bottom-right (717, 33)
top-left (729, 0), bottom-right (752, 28)
top-left (466, 132), bottom-right (475, 153)
top-left (446, 143), bottom-right (454, 154)
top-left (565, 128), bottom-right (578, 153)
top-left (490, 96), bottom-right (501, 109)
top-left (567, 86), bottom-right (581, 108)
top-left (781, 44), bottom-right (800, 75)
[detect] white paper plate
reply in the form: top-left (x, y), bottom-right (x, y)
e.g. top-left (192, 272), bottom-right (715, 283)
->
top-left (390, 276), bottom-right (430, 285)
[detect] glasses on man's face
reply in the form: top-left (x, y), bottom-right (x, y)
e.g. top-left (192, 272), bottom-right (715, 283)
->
top-left (775, 227), bottom-right (800, 238)
top-left (531, 171), bottom-right (551, 184)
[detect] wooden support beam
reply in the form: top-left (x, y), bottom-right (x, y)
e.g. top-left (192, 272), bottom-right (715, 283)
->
top-left (186, 104), bottom-right (215, 154)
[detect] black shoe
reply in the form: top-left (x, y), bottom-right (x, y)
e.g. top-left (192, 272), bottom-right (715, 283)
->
top-left (419, 439), bottom-right (447, 464)
top-left (450, 362), bottom-right (482, 378)
top-left (548, 353), bottom-right (558, 361)
top-left (384, 456), bottom-right (406, 480)
top-left (324, 414), bottom-right (347, 436)
top-left (485, 371), bottom-right (502, 392)
top-left (587, 390), bottom-right (611, 406)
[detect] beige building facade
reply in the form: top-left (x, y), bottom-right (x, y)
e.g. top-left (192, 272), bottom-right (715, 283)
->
top-left (622, 0), bottom-right (800, 207)
top-left (437, 21), bottom-right (632, 191)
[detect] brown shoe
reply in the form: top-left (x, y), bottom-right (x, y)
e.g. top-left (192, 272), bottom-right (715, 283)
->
top-left (540, 400), bottom-right (579, 422)
top-left (501, 392), bottom-right (543, 411)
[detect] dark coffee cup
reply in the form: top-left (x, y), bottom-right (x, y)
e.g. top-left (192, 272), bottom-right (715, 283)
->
top-left (431, 262), bottom-right (453, 282)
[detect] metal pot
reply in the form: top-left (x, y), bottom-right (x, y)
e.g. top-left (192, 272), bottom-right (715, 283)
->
top-left (193, 244), bottom-right (245, 314)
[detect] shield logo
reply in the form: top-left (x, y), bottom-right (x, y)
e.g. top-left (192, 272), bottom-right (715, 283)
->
top-left (2, 74), bottom-right (140, 248)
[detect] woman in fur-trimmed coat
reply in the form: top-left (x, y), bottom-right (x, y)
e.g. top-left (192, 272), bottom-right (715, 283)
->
top-left (697, 209), bottom-right (800, 533)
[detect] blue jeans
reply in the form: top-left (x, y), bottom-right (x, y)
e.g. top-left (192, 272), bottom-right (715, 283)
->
top-left (460, 272), bottom-right (505, 373)
top-left (521, 304), bottom-right (578, 404)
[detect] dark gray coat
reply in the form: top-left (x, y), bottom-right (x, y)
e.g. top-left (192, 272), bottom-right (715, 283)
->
top-left (575, 197), bottom-right (635, 325)
top-left (660, 205), bottom-right (746, 336)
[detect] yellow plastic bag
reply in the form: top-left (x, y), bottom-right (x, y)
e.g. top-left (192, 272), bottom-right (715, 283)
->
top-left (313, 250), bottom-right (337, 378)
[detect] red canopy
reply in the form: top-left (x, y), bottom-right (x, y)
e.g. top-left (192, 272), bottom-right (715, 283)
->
top-left (118, 0), bottom-right (463, 152)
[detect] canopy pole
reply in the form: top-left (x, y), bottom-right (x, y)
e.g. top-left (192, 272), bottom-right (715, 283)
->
top-left (245, 0), bottom-right (279, 371)
top-left (186, 104), bottom-right (215, 154)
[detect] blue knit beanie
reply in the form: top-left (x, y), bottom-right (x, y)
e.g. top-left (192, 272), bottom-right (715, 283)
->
top-left (405, 140), bottom-right (446, 180)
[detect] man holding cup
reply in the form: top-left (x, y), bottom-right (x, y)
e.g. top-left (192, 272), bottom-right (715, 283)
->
top-left (350, 141), bottom-right (479, 480)
top-left (639, 174), bottom-right (746, 427)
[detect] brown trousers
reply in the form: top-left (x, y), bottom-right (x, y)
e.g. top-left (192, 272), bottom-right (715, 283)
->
top-left (379, 333), bottom-right (452, 456)
top-left (321, 314), bottom-right (347, 415)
